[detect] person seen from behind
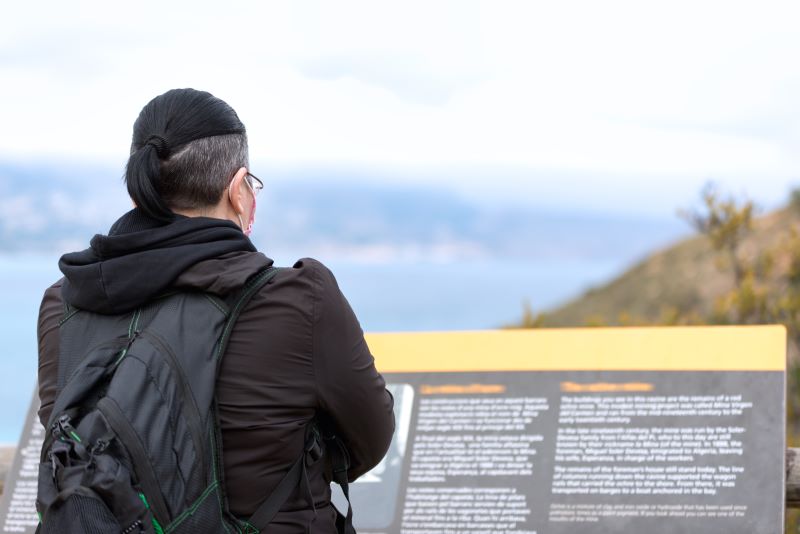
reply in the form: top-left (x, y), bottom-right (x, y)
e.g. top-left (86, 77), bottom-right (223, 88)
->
top-left (36, 88), bottom-right (395, 533)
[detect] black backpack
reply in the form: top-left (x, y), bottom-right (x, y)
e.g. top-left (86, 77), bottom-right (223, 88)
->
top-left (36, 267), bottom-right (355, 534)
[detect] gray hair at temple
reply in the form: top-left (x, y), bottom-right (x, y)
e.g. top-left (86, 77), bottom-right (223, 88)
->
top-left (159, 133), bottom-right (249, 212)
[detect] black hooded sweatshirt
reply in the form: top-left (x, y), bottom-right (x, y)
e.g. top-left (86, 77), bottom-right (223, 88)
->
top-left (37, 209), bottom-right (395, 532)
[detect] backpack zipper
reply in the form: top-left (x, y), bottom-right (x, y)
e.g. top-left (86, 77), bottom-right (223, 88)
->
top-left (97, 397), bottom-right (170, 527)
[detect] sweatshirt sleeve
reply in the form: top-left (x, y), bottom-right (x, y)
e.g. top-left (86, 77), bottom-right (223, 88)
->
top-left (38, 279), bottom-right (64, 428)
top-left (309, 260), bottom-right (395, 480)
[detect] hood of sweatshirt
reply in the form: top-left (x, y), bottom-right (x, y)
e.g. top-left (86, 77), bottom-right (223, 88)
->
top-left (59, 208), bottom-right (271, 314)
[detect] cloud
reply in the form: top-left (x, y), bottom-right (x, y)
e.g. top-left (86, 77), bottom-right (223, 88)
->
top-left (0, 0), bottom-right (798, 213)
top-left (299, 54), bottom-right (481, 106)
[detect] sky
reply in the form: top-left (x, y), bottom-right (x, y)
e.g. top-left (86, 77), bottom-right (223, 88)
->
top-left (1, 1), bottom-right (800, 215)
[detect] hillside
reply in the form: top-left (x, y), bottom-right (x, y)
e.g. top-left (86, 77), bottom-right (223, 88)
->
top-left (542, 206), bottom-right (800, 327)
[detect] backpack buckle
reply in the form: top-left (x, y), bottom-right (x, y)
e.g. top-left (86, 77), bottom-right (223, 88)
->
top-left (328, 436), bottom-right (351, 484)
top-left (305, 431), bottom-right (323, 464)
top-left (48, 450), bottom-right (58, 482)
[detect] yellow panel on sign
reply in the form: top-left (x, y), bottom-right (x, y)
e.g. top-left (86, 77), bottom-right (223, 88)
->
top-left (364, 325), bottom-right (786, 373)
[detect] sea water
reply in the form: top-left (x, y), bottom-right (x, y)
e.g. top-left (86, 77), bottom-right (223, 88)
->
top-left (0, 254), bottom-right (624, 443)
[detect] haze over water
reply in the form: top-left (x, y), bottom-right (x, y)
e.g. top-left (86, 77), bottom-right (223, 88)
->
top-left (0, 252), bottom-right (627, 444)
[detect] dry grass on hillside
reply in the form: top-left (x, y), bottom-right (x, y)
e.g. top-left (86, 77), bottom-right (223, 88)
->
top-left (543, 207), bottom-right (800, 331)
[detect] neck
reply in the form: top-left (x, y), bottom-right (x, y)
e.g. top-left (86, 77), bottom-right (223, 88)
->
top-left (172, 203), bottom-right (241, 229)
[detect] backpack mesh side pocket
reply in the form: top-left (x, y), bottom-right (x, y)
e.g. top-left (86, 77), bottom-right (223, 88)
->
top-left (39, 492), bottom-right (122, 534)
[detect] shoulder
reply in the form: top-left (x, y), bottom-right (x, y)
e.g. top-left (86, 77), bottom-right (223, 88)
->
top-left (248, 258), bottom-right (347, 323)
top-left (42, 278), bottom-right (64, 303)
top-left (269, 258), bottom-right (341, 296)
top-left (39, 278), bottom-right (65, 330)
top-left (231, 258), bottom-right (355, 367)
top-left (277, 257), bottom-right (336, 278)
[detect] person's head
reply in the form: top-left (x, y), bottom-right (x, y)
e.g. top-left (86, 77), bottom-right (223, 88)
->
top-left (125, 88), bottom-right (259, 232)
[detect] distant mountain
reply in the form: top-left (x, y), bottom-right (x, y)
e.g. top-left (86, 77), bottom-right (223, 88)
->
top-left (0, 161), bottom-right (687, 264)
top-left (0, 162), bottom-right (131, 253)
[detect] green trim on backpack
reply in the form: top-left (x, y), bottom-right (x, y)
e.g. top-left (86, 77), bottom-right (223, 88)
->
top-left (58, 307), bottom-right (80, 326)
top-left (40, 266), bottom-right (282, 534)
top-left (164, 482), bottom-right (221, 533)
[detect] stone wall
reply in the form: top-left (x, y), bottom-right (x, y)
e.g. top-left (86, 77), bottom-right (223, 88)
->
top-left (0, 447), bottom-right (15, 494)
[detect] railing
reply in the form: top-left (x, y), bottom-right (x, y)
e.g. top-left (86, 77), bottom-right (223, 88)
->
top-left (787, 448), bottom-right (800, 507)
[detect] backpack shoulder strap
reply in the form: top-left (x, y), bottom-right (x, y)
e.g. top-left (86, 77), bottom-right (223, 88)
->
top-left (217, 265), bottom-right (358, 533)
top-left (214, 266), bottom-right (281, 367)
top-left (246, 425), bottom-right (323, 531)
top-left (246, 427), bottom-right (356, 533)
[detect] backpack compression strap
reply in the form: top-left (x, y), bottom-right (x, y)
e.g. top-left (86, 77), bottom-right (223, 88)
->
top-left (247, 426), bottom-right (322, 530)
top-left (328, 434), bottom-right (356, 534)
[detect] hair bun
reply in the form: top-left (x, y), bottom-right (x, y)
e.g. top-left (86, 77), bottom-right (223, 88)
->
top-left (145, 135), bottom-right (170, 158)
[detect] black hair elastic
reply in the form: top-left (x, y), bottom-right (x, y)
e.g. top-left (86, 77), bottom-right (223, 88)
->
top-left (144, 135), bottom-right (170, 158)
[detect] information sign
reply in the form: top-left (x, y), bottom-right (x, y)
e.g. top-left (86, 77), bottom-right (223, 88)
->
top-left (1, 326), bottom-right (786, 534)
top-left (347, 326), bottom-right (787, 534)
top-left (0, 391), bottom-right (42, 533)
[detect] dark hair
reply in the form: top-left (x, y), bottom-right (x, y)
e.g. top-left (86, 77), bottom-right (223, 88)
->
top-left (125, 88), bottom-right (248, 221)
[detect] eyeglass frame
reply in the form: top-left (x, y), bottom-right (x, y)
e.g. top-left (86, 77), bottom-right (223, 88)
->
top-left (244, 172), bottom-right (263, 197)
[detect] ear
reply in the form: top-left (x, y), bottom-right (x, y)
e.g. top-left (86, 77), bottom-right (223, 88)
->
top-left (227, 167), bottom-right (249, 216)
